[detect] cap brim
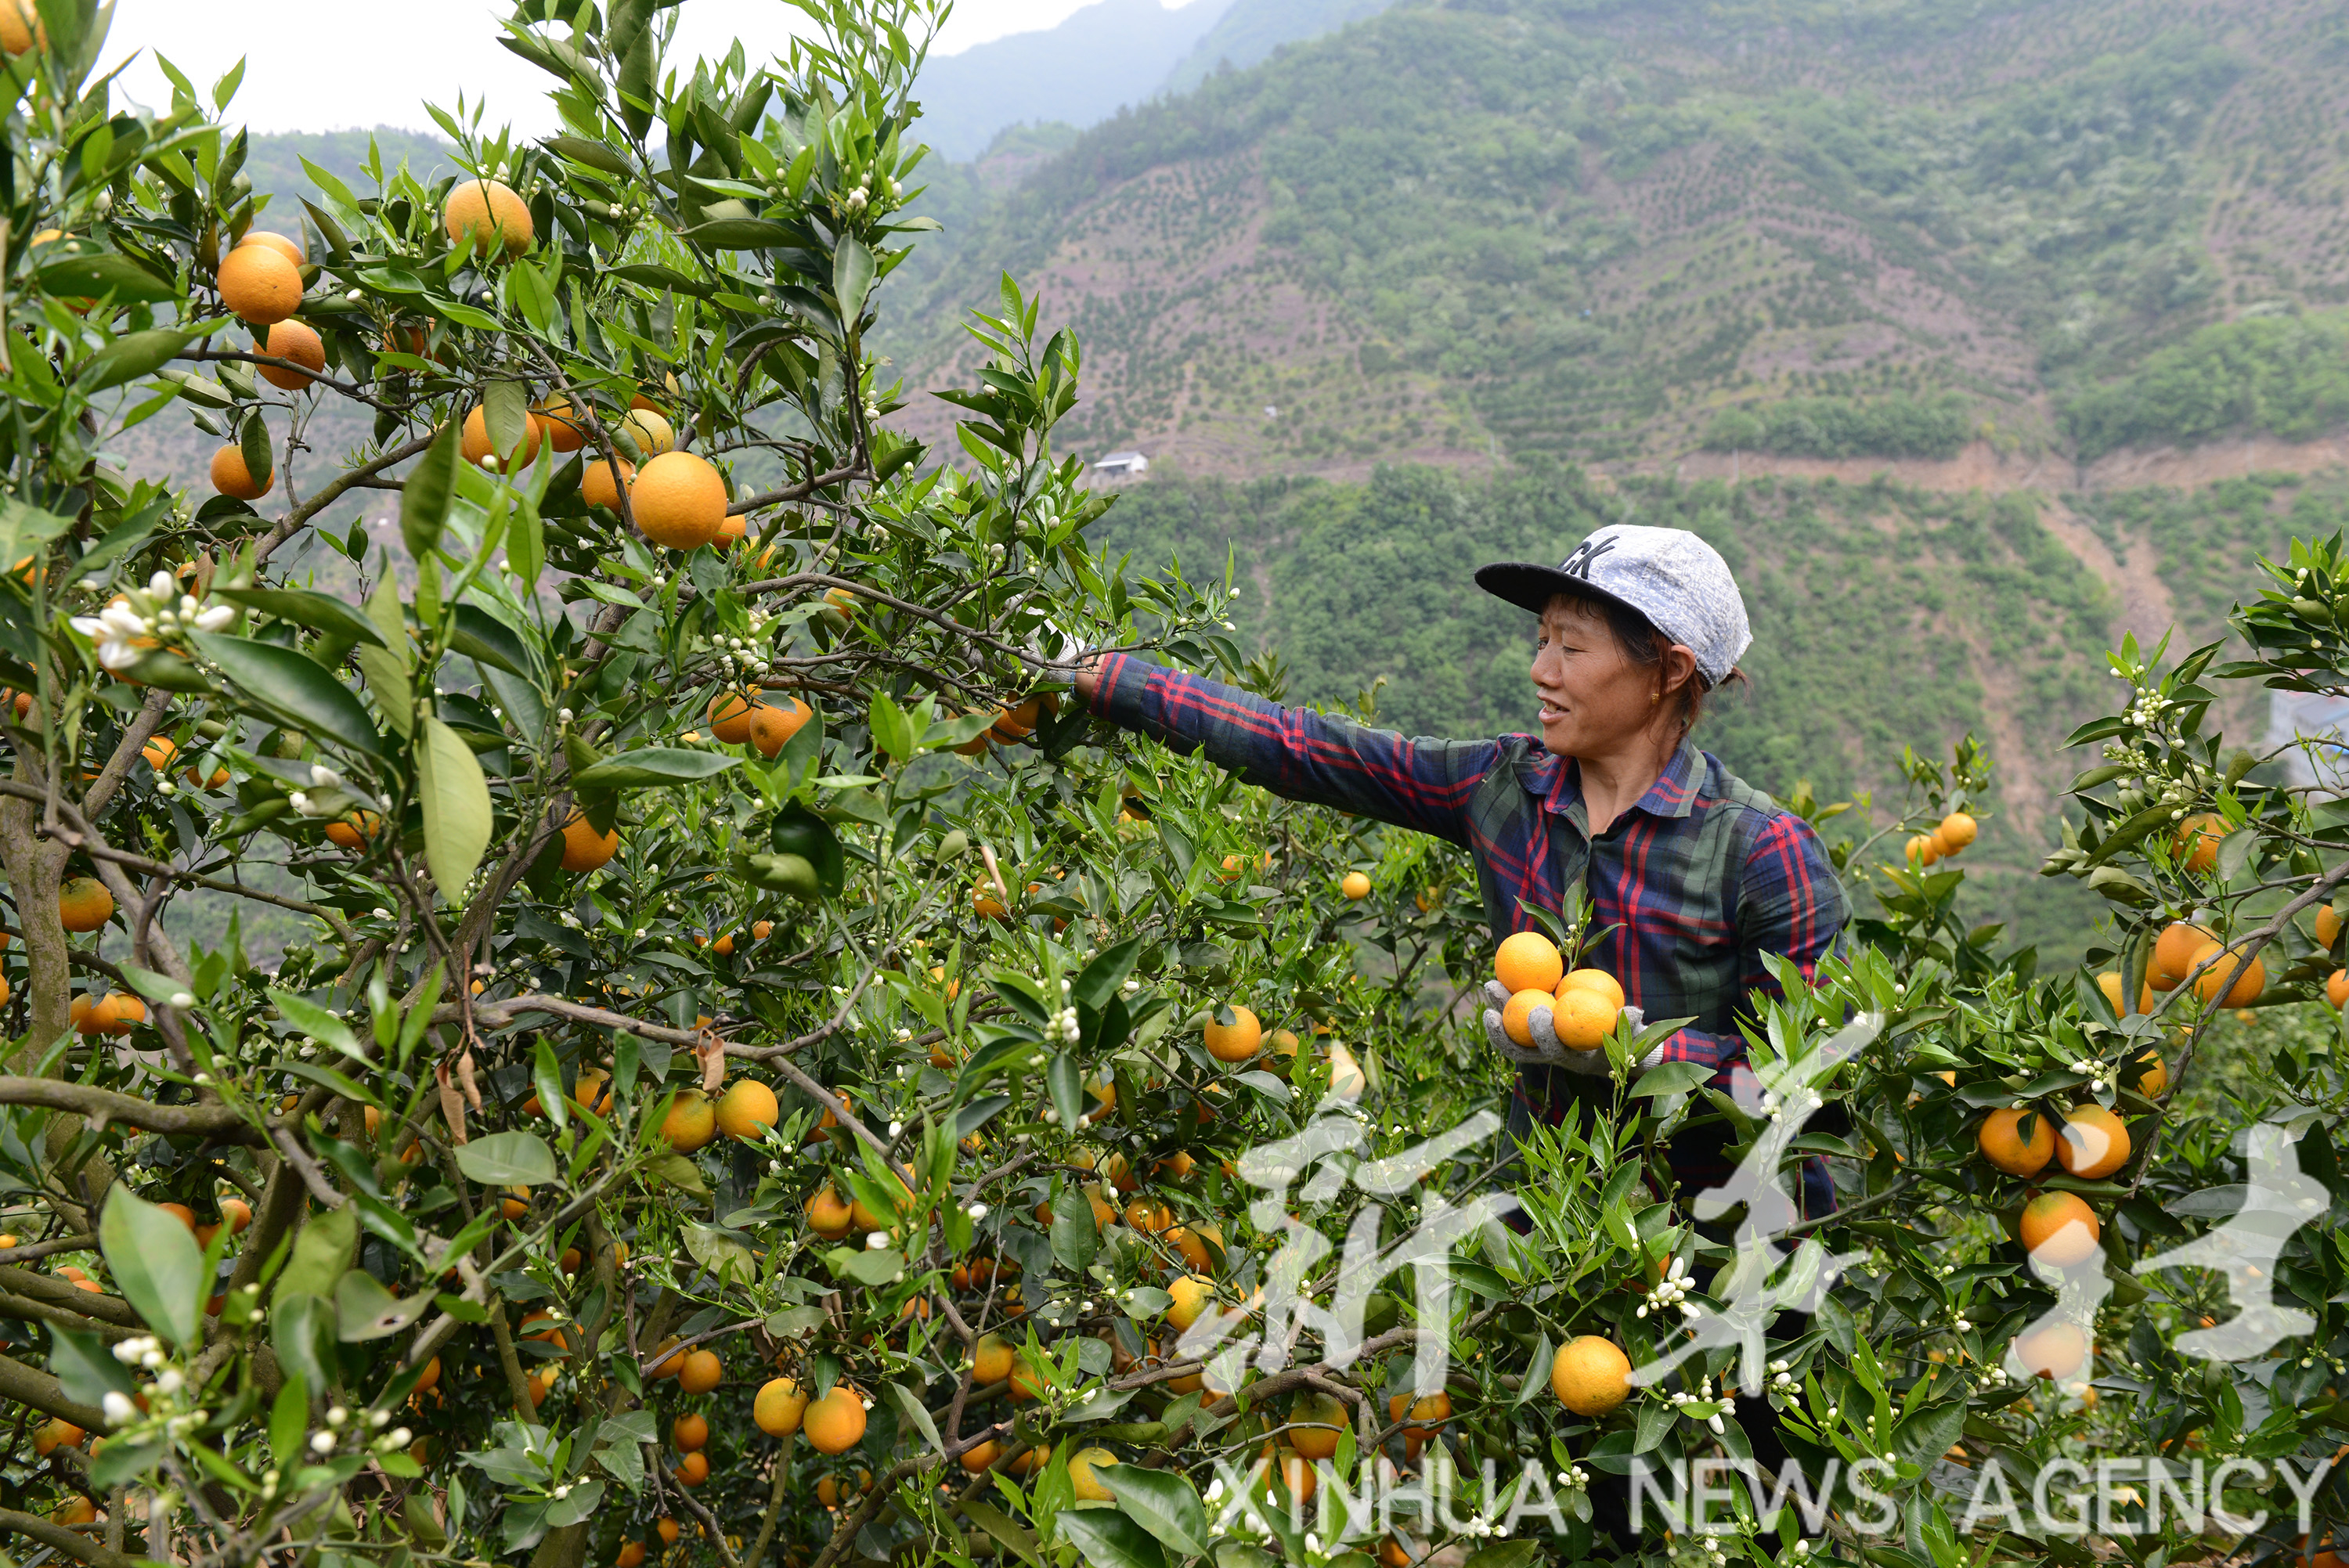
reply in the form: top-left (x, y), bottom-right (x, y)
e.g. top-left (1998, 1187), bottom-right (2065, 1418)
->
top-left (1474, 561), bottom-right (1647, 622)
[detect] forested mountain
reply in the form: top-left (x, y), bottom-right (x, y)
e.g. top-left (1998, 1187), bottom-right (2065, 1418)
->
top-left (881, 0), bottom-right (2349, 477)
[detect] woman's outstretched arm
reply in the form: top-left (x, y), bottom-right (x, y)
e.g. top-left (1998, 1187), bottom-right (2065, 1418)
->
top-left (1075, 654), bottom-right (1504, 846)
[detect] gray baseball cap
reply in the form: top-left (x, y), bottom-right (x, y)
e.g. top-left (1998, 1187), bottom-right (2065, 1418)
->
top-left (1476, 524), bottom-right (1752, 686)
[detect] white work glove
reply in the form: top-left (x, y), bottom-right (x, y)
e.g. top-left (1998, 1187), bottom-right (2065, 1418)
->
top-left (1479, 979), bottom-right (1654, 1075)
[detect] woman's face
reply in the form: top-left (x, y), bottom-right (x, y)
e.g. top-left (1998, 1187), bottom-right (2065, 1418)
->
top-left (1528, 597), bottom-right (1670, 759)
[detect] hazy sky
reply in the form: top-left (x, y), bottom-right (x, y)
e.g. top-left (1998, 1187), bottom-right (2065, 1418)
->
top-left (107, 0), bottom-right (1200, 136)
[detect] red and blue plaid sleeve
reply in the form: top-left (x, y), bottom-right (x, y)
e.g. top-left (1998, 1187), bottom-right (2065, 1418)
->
top-left (1640, 810), bottom-right (1849, 1076)
top-left (1090, 654), bottom-right (1499, 845)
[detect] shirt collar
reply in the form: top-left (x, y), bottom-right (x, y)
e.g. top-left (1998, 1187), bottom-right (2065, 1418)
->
top-left (1540, 737), bottom-right (1703, 827)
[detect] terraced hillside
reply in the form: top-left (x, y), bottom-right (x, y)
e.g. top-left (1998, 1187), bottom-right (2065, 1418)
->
top-left (881, 0), bottom-right (2349, 478)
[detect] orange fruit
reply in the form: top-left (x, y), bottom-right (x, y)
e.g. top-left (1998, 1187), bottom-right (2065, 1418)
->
top-left (238, 231), bottom-right (305, 266)
top-left (2329, 970), bottom-right (2349, 1009)
top-left (2055, 1105), bottom-right (2131, 1180)
top-left (1493, 931), bottom-right (1564, 995)
top-left (210, 445), bottom-right (271, 500)
top-left (1905, 834), bottom-right (1939, 866)
top-left (961, 1439), bottom-right (1003, 1474)
top-left (672, 1413), bottom-right (709, 1451)
top-left (1340, 871), bottom-right (1371, 899)
top-left (2012, 1321), bottom-right (2088, 1380)
top-left (324, 809), bottom-right (383, 850)
top-left (674, 1450), bottom-right (709, 1487)
top-left (413, 1355), bottom-right (441, 1394)
top-left (709, 691), bottom-right (760, 744)
top-left (581, 456), bottom-right (634, 512)
top-left (1204, 1004), bottom-right (1261, 1062)
top-left (1166, 1274), bottom-right (1214, 1332)
top-left (94, 993), bottom-right (146, 1036)
top-left (59, 876), bottom-right (114, 932)
top-left (2149, 921), bottom-right (2213, 989)
top-left (2021, 1191), bottom-right (2100, 1267)
top-left (749, 697), bottom-right (812, 759)
top-left (2095, 972), bottom-right (2154, 1016)
top-left (257, 319), bottom-right (325, 391)
top-left (534, 400), bottom-right (586, 452)
top-left (1499, 988), bottom-right (1553, 1047)
top-left (155, 1201), bottom-right (197, 1233)
top-left (1551, 1336), bottom-right (1632, 1415)
top-left (716, 1079), bottom-right (779, 1141)
top-left (803, 1386), bottom-right (867, 1454)
top-left (806, 1184), bottom-right (853, 1238)
top-left (646, 1338), bottom-right (682, 1379)
top-left (1126, 1198), bottom-right (1174, 1234)
top-left (1387, 1390), bottom-right (1450, 1433)
top-left (1561, 968), bottom-right (1626, 1010)
top-left (141, 736), bottom-right (178, 772)
top-left (660, 1091), bottom-right (716, 1152)
top-left (1070, 1446), bottom-right (1120, 1503)
top-left (558, 812), bottom-right (619, 872)
top-left (1287, 1392), bottom-right (1346, 1461)
top-left (51, 1495), bottom-right (97, 1527)
top-left (70, 994), bottom-right (98, 1036)
top-left (2187, 941), bottom-right (2263, 1007)
top-left (1551, 986), bottom-right (1618, 1050)
top-left (620, 407), bottom-right (675, 457)
top-left (2174, 813), bottom-right (2226, 873)
top-left (34, 1418), bottom-right (85, 1456)
top-left (656, 1519), bottom-right (680, 1545)
top-left (0, 0), bottom-right (45, 55)
top-left (631, 452), bottom-right (727, 550)
top-left (1938, 810), bottom-right (1978, 849)
top-left (1978, 1107), bottom-right (2055, 1176)
top-left (677, 1349), bottom-right (722, 1395)
top-left (755, 1376), bottom-right (808, 1436)
top-left (444, 177), bottom-right (533, 259)
top-left (220, 1196), bottom-right (251, 1235)
top-left (2319, 906), bottom-right (2343, 953)
top-left (972, 1334), bottom-right (1014, 1386)
top-left (218, 243), bottom-right (302, 324)
top-left (617, 1545), bottom-right (647, 1568)
top-left (1009, 1357), bottom-right (1048, 1402)
top-left (461, 404), bottom-right (542, 470)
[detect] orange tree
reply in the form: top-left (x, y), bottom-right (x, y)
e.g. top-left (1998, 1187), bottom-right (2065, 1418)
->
top-left (4, 3), bottom-right (2349, 1568)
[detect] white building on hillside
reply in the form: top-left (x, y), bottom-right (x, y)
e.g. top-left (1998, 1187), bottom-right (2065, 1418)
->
top-left (1092, 450), bottom-right (1149, 478)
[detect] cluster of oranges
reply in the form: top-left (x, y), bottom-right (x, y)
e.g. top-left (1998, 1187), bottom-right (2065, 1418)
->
top-left (706, 690), bottom-right (814, 759)
top-left (1492, 929), bottom-right (1624, 1051)
top-left (1903, 809), bottom-right (1979, 867)
top-left (2098, 917), bottom-right (2267, 1017)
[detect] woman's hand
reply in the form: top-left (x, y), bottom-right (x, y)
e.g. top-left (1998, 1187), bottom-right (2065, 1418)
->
top-left (1070, 653), bottom-right (1104, 708)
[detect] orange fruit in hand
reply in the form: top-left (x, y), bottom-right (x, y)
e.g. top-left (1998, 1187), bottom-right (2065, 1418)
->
top-left (59, 876), bottom-right (114, 932)
top-left (1204, 1004), bottom-right (1261, 1062)
top-left (2020, 1191), bottom-right (2100, 1268)
top-left (444, 177), bottom-right (534, 258)
top-left (677, 1349), bottom-right (722, 1395)
top-left (1551, 986), bottom-right (1618, 1050)
top-left (257, 319), bottom-right (326, 391)
top-left (1499, 988), bottom-right (1553, 1047)
top-left (673, 1413), bottom-right (709, 1451)
top-left (749, 697), bottom-right (812, 759)
top-left (218, 243), bottom-right (302, 324)
top-left (631, 451), bottom-right (727, 550)
top-left (2187, 941), bottom-right (2263, 1007)
top-left (716, 1079), bottom-right (779, 1141)
top-left (1561, 968), bottom-right (1626, 1010)
top-left (803, 1386), bottom-right (867, 1454)
top-left (1978, 1107), bottom-right (2054, 1176)
top-left (709, 691), bottom-right (760, 744)
top-left (1492, 930), bottom-right (1564, 996)
top-left (582, 456), bottom-right (634, 512)
top-left (559, 812), bottom-right (619, 872)
top-left (2055, 1105), bottom-right (2131, 1179)
top-left (2149, 921), bottom-right (2213, 989)
top-left (210, 445), bottom-right (271, 500)
top-left (1550, 1336), bottom-right (1633, 1415)
top-left (754, 1376), bottom-right (808, 1436)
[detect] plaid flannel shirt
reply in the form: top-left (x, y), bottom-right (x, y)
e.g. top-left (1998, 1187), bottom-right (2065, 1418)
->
top-left (1090, 654), bottom-right (1849, 1200)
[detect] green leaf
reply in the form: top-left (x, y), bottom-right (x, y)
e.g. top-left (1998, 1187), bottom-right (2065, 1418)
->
top-left (99, 1183), bottom-right (204, 1350)
top-left (681, 1222), bottom-right (756, 1280)
top-left (193, 633), bottom-right (385, 756)
top-left (891, 1382), bottom-right (946, 1457)
top-left (542, 135), bottom-right (631, 175)
top-left (213, 587), bottom-right (388, 648)
top-left (0, 497), bottom-right (72, 571)
top-left (1629, 1061), bottom-right (1714, 1100)
top-left (269, 1373), bottom-right (310, 1468)
top-left (45, 1324), bottom-right (138, 1408)
top-left (834, 236), bottom-right (875, 323)
top-left (278, 1206), bottom-right (357, 1299)
top-left (1463, 1544), bottom-right (1541, 1568)
top-left (1057, 1509), bottom-right (1167, 1568)
top-left (868, 690), bottom-right (916, 762)
top-left (454, 1130), bottom-right (557, 1186)
top-left (450, 603), bottom-right (532, 676)
top-left (683, 218), bottom-right (792, 249)
top-left (1072, 938), bottom-right (1145, 1013)
top-left (336, 1270), bottom-right (432, 1340)
top-left (402, 420), bottom-right (462, 559)
top-left (484, 379), bottom-right (532, 464)
top-left (89, 1437), bottom-right (167, 1489)
top-left (418, 714), bottom-right (493, 900)
top-left (81, 329), bottom-right (197, 392)
top-left (41, 253), bottom-right (179, 304)
top-left (959, 1501), bottom-right (1043, 1568)
top-left (1050, 1185), bottom-right (1100, 1273)
top-left (827, 1246), bottom-right (908, 1287)
top-left (572, 747), bottom-right (740, 788)
top-left (1098, 1466), bottom-right (1210, 1559)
